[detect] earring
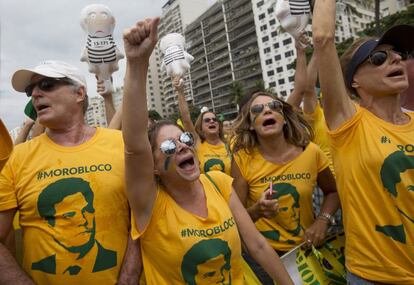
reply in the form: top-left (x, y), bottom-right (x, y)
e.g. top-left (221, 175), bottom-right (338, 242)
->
top-left (284, 121), bottom-right (287, 125)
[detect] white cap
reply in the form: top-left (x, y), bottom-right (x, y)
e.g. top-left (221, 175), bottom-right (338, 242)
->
top-left (12, 60), bottom-right (87, 94)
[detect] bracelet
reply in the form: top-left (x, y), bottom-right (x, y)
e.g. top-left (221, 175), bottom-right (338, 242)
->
top-left (317, 212), bottom-right (336, 226)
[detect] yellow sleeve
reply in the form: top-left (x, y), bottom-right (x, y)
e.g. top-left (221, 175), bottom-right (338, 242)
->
top-left (0, 156), bottom-right (18, 212)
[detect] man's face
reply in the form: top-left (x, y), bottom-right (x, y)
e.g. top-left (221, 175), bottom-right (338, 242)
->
top-left (30, 75), bottom-right (80, 128)
top-left (194, 254), bottom-right (230, 284)
top-left (52, 192), bottom-right (94, 249)
top-left (275, 194), bottom-right (300, 232)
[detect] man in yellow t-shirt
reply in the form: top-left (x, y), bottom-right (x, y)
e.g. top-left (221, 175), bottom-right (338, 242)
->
top-left (0, 61), bottom-right (137, 285)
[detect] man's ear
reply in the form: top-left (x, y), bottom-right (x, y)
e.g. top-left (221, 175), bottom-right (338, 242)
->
top-left (75, 86), bottom-right (87, 103)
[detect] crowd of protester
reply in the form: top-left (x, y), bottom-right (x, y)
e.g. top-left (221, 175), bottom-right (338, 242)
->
top-left (0, 0), bottom-right (413, 284)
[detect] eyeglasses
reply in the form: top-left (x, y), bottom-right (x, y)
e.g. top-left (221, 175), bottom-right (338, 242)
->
top-left (367, 49), bottom-right (410, 66)
top-left (25, 77), bottom-right (73, 97)
top-left (159, 132), bottom-right (195, 155)
top-left (250, 100), bottom-right (283, 115)
top-left (203, 117), bottom-right (218, 123)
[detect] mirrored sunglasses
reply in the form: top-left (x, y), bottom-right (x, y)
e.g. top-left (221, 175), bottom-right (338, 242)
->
top-left (159, 132), bottom-right (195, 155)
top-left (25, 77), bottom-right (73, 97)
top-left (368, 49), bottom-right (409, 66)
top-left (250, 100), bottom-right (283, 115)
top-left (203, 117), bottom-right (218, 123)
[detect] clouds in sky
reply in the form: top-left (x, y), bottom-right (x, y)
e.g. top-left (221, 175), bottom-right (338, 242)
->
top-left (0, 0), bottom-right (164, 130)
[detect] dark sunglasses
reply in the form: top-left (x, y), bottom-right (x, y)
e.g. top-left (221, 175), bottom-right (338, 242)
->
top-left (250, 100), bottom-right (283, 115)
top-left (203, 117), bottom-right (218, 123)
top-left (25, 77), bottom-right (73, 97)
top-left (368, 49), bottom-right (409, 66)
top-left (159, 132), bottom-right (195, 155)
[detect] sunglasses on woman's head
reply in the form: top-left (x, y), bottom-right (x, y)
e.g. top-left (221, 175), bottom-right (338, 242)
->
top-left (250, 100), bottom-right (283, 115)
top-left (368, 49), bottom-right (409, 66)
top-left (203, 117), bottom-right (218, 123)
top-left (25, 77), bottom-right (73, 97)
top-left (159, 132), bottom-right (195, 155)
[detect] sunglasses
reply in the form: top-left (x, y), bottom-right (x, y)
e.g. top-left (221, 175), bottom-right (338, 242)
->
top-left (367, 49), bottom-right (410, 66)
top-left (203, 117), bottom-right (218, 123)
top-left (159, 132), bottom-right (195, 155)
top-left (25, 77), bottom-right (73, 97)
top-left (250, 100), bottom-right (283, 115)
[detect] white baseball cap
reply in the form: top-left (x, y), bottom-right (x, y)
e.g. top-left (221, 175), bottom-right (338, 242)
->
top-left (12, 60), bottom-right (87, 94)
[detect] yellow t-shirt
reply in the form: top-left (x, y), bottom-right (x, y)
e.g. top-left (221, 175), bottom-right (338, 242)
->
top-left (132, 171), bottom-right (243, 285)
top-left (0, 128), bottom-right (130, 285)
top-left (197, 141), bottom-right (231, 175)
top-left (303, 102), bottom-right (334, 174)
top-left (329, 106), bottom-right (414, 284)
top-left (233, 142), bottom-right (329, 252)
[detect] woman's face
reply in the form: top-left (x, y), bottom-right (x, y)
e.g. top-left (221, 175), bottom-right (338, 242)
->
top-left (353, 44), bottom-right (408, 97)
top-left (249, 95), bottom-right (285, 138)
top-left (154, 125), bottom-right (200, 182)
top-left (201, 112), bottom-right (219, 137)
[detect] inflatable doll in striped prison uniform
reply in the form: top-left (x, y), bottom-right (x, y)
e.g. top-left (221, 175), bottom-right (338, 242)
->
top-left (160, 33), bottom-right (194, 79)
top-left (80, 4), bottom-right (124, 95)
top-left (273, 0), bottom-right (311, 46)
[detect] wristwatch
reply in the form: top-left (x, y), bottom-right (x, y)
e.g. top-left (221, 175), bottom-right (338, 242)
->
top-left (317, 212), bottom-right (336, 226)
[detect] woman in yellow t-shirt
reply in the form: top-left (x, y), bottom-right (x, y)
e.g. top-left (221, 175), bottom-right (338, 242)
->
top-left (231, 91), bottom-right (340, 284)
top-left (172, 77), bottom-right (232, 175)
top-left (121, 18), bottom-right (293, 285)
top-left (313, 1), bottom-right (414, 284)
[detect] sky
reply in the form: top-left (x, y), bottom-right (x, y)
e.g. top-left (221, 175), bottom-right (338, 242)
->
top-left (0, 0), bottom-right (165, 131)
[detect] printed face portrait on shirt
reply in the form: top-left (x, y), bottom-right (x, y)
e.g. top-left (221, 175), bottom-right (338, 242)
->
top-left (271, 182), bottom-right (302, 236)
top-left (379, 150), bottom-right (414, 244)
top-left (181, 238), bottom-right (232, 285)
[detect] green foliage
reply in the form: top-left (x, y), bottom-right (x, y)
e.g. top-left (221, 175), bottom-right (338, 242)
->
top-left (229, 81), bottom-right (244, 105)
top-left (363, 6), bottom-right (414, 37)
top-left (336, 6), bottom-right (414, 58)
top-left (169, 104), bottom-right (200, 124)
top-left (148, 109), bottom-right (162, 121)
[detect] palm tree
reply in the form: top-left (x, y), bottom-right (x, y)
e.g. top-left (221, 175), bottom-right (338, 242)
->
top-left (375, 0), bottom-right (381, 35)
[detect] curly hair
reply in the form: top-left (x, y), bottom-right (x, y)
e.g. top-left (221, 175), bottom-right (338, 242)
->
top-left (230, 91), bottom-right (313, 154)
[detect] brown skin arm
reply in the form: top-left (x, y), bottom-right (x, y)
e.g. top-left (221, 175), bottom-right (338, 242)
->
top-left (229, 191), bottom-right (293, 285)
top-left (312, 0), bottom-right (355, 130)
top-left (0, 209), bottom-right (34, 284)
top-left (173, 76), bottom-right (199, 142)
top-left (117, 236), bottom-right (142, 285)
top-left (303, 167), bottom-right (340, 247)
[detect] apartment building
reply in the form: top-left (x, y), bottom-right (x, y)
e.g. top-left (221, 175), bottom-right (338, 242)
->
top-left (157, 0), bottom-right (213, 118)
top-left (185, 0), bottom-right (262, 119)
top-left (85, 96), bottom-right (107, 127)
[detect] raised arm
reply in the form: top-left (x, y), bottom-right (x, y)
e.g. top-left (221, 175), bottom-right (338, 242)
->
top-left (108, 104), bottom-right (122, 130)
top-left (97, 78), bottom-right (116, 125)
top-left (312, 0), bottom-right (355, 130)
top-left (286, 34), bottom-right (309, 109)
top-left (122, 17), bottom-right (160, 231)
top-left (172, 77), bottom-right (199, 141)
top-left (302, 51), bottom-right (318, 114)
